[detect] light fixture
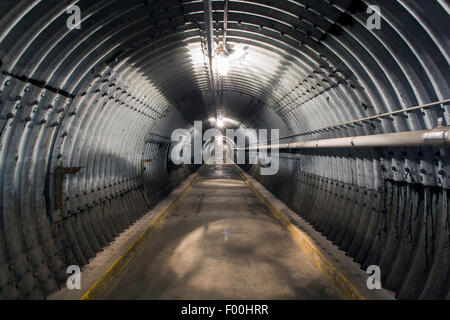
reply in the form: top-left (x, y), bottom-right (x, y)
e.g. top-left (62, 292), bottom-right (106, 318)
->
top-left (216, 46), bottom-right (229, 76)
top-left (217, 117), bottom-right (224, 128)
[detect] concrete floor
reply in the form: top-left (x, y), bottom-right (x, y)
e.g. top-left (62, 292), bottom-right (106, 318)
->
top-left (103, 165), bottom-right (341, 300)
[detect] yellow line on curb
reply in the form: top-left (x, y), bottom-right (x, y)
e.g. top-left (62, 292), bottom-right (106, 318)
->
top-left (234, 167), bottom-right (366, 300)
top-left (80, 168), bottom-right (203, 300)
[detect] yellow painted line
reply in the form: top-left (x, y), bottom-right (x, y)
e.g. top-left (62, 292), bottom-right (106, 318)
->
top-left (80, 168), bottom-right (204, 300)
top-left (234, 166), bottom-right (366, 300)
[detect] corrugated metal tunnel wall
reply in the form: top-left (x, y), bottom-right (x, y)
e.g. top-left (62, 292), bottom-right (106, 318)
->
top-left (0, 0), bottom-right (449, 299)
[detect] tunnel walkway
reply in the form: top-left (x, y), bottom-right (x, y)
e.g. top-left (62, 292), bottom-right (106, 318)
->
top-left (102, 165), bottom-right (341, 300)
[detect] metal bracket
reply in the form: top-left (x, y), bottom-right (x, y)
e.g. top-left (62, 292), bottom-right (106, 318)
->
top-left (52, 166), bottom-right (83, 237)
top-left (54, 166), bottom-right (84, 209)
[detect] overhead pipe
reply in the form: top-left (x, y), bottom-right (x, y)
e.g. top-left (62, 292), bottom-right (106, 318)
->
top-left (203, 0), bottom-right (216, 99)
top-left (254, 98), bottom-right (450, 144)
top-left (244, 125), bottom-right (450, 150)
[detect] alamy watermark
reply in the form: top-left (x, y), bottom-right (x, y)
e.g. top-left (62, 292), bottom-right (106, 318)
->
top-left (66, 4), bottom-right (381, 31)
top-left (367, 5), bottom-right (381, 30)
top-left (66, 5), bottom-right (81, 30)
top-left (170, 121), bottom-right (279, 175)
top-left (66, 265), bottom-right (81, 290)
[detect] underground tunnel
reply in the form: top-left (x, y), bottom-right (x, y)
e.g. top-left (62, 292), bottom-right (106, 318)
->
top-left (0, 0), bottom-right (449, 302)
